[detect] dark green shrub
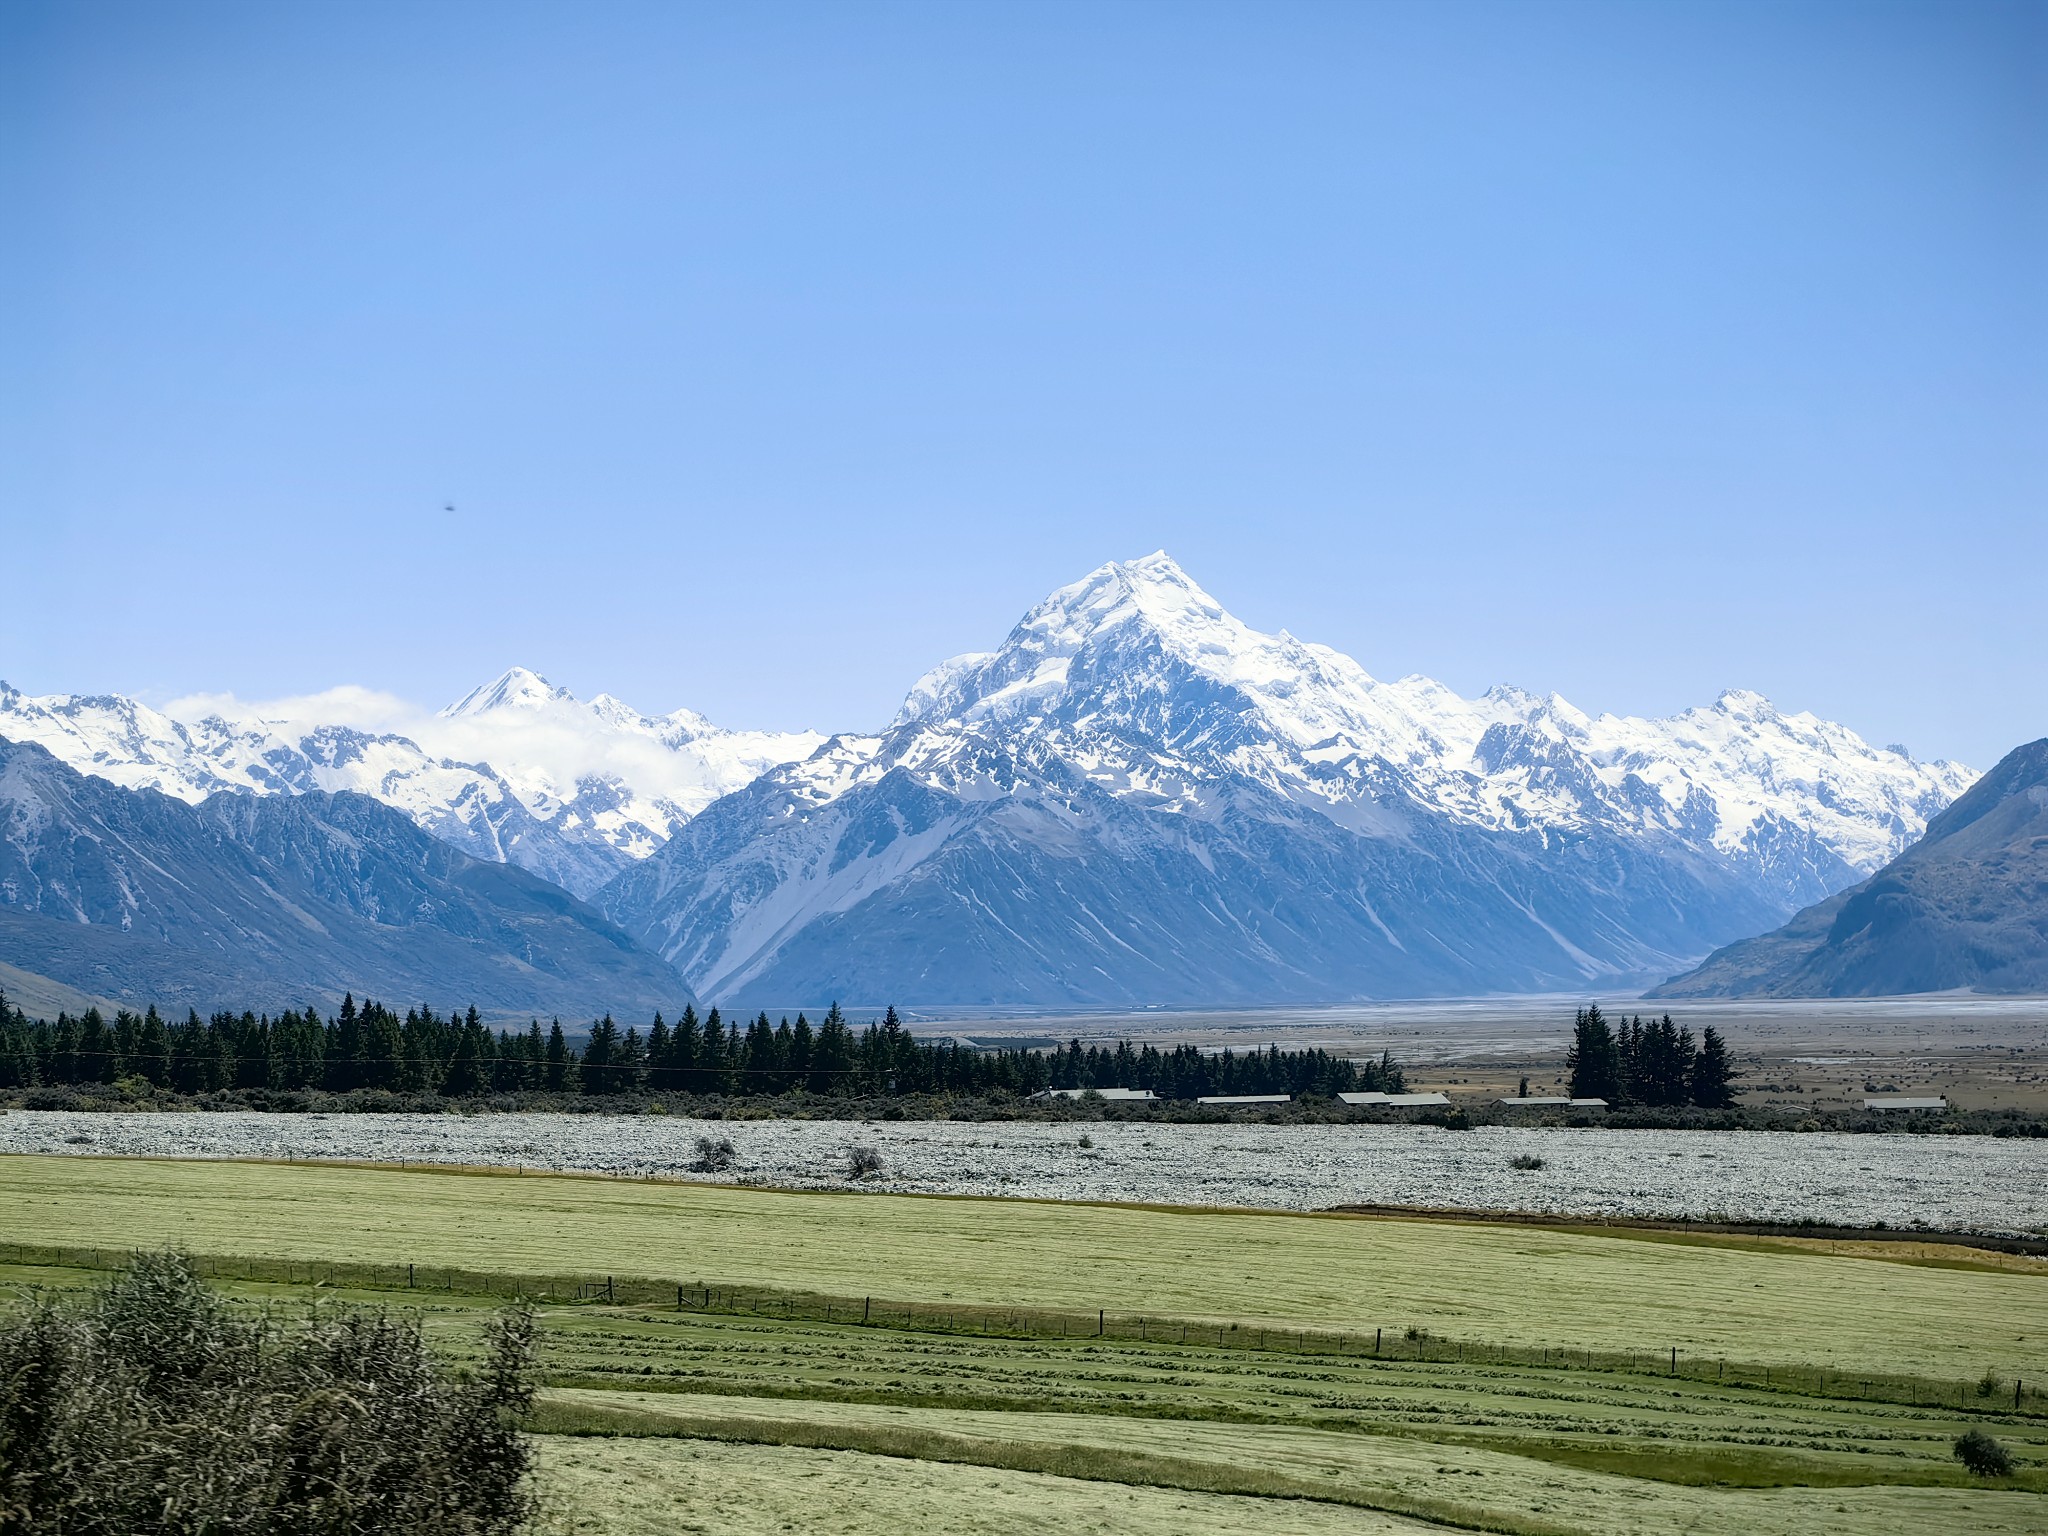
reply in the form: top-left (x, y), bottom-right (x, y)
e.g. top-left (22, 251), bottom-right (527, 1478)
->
top-left (690, 1134), bottom-right (737, 1172)
top-left (1954, 1429), bottom-right (2013, 1478)
top-left (0, 1251), bottom-right (537, 1533)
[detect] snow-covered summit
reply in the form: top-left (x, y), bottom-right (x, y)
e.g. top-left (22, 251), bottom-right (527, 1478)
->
top-left (441, 666), bottom-right (575, 717)
top-left (752, 552), bottom-right (1973, 913)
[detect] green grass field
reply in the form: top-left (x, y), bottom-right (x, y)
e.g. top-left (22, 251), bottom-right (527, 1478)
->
top-left (530, 1436), bottom-right (1453, 1536)
top-left (4, 1152), bottom-right (2044, 1534)
top-left (5, 1154), bottom-right (2043, 1378)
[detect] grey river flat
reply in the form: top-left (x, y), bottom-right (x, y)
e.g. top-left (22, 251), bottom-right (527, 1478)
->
top-left (5, 1110), bottom-right (2046, 1236)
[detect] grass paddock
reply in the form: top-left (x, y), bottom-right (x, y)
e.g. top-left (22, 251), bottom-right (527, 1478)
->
top-left (3, 1152), bottom-right (2044, 1380)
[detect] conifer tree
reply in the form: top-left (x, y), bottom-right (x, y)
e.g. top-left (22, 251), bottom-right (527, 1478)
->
top-left (789, 1012), bottom-right (814, 1090)
top-left (442, 1012), bottom-right (490, 1097)
top-left (581, 1015), bottom-right (621, 1095)
top-left (544, 1021), bottom-right (570, 1092)
top-left (1691, 1025), bottom-right (1739, 1108)
top-left (646, 1013), bottom-right (670, 1091)
top-left (1565, 1005), bottom-right (1620, 1101)
top-left (616, 1026), bottom-right (647, 1093)
top-left (698, 1008), bottom-right (728, 1095)
top-left (135, 1006), bottom-right (170, 1087)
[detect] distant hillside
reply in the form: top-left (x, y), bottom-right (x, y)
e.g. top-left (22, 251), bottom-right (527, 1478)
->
top-left (1652, 737), bottom-right (2048, 998)
top-left (0, 735), bottom-right (690, 1019)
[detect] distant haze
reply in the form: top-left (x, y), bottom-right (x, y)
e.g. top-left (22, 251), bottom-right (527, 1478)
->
top-left (3, 1), bottom-right (2041, 765)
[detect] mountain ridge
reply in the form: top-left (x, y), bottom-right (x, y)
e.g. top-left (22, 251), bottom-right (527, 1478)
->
top-left (1651, 737), bottom-right (2048, 998)
top-left (595, 553), bottom-right (1970, 1005)
top-left (3, 552), bottom-right (1975, 1007)
top-left (0, 736), bottom-right (690, 1018)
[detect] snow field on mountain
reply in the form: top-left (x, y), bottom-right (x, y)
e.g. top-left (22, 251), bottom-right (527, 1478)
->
top-left (10, 1111), bottom-right (2045, 1233)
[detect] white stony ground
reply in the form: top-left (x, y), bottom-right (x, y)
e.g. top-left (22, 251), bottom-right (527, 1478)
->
top-left (4, 1110), bottom-right (2046, 1235)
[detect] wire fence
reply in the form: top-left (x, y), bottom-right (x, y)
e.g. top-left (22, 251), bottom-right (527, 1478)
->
top-left (1, 1239), bottom-right (2037, 1418)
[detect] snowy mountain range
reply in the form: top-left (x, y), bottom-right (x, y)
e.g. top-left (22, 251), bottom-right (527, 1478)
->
top-left (0, 552), bottom-right (1975, 1005)
top-left (0, 737), bottom-right (686, 1018)
top-left (0, 672), bottom-right (823, 899)
top-left (595, 554), bottom-right (1974, 1003)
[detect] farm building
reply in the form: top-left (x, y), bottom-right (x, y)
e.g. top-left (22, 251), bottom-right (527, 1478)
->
top-left (1030, 1087), bottom-right (1158, 1102)
top-left (1339, 1091), bottom-right (1451, 1107)
top-left (1862, 1096), bottom-right (1947, 1112)
top-left (1195, 1094), bottom-right (1290, 1105)
top-left (1497, 1097), bottom-right (1608, 1108)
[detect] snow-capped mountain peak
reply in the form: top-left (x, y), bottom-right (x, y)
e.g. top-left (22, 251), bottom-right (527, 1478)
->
top-left (599, 555), bottom-right (1980, 1004)
top-left (440, 666), bottom-right (574, 717)
top-left (749, 554), bottom-right (1974, 917)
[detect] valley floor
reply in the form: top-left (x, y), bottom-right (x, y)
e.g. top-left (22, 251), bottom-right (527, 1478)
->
top-left (6, 1109), bottom-right (2048, 1232)
top-left (2, 1153), bottom-right (2042, 1534)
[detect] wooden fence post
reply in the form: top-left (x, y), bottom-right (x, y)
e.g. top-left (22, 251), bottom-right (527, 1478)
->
top-left (863, 1296), bottom-right (870, 1325)
top-left (1375, 1327), bottom-right (1381, 1355)
top-left (1098, 1309), bottom-right (1104, 1337)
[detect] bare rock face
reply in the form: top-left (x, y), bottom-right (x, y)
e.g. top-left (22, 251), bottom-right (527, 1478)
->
top-left (1654, 738), bottom-right (2048, 998)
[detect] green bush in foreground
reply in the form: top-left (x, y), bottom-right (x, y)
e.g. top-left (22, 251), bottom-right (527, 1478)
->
top-left (0, 1251), bottom-right (537, 1534)
top-left (1953, 1429), bottom-right (2013, 1478)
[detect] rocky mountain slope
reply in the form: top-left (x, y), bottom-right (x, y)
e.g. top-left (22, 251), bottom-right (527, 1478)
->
top-left (598, 553), bottom-right (1973, 1004)
top-left (0, 737), bottom-right (689, 1017)
top-left (1652, 737), bottom-right (2048, 997)
top-left (0, 673), bottom-right (822, 899)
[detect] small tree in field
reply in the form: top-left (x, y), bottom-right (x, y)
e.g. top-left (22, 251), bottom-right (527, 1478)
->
top-left (0, 1251), bottom-right (538, 1533)
top-left (1954, 1429), bottom-right (2013, 1478)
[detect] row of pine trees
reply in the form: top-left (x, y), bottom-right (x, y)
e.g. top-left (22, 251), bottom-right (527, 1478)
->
top-left (1565, 1005), bottom-right (1739, 1107)
top-left (0, 992), bottom-right (1399, 1102)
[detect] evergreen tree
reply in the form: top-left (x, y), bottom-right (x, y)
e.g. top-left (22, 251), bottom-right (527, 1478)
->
top-left (788, 1013), bottom-right (813, 1091)
top-left (581, 1015), bottom-right (621, 1095)
top-left (78, 1008), bottom-right (112, 1085)
top-left (697, 1008), bottom-right (730, 1095)
top-left (667, 1005), bottom-right (700, 1092)
top-left (362, 1006), bottom-right (404, 1091)
top-left (809, 1003), bottom-right (852, 1095)
top-left (544, 1021), bottom-right (570, 1092)
top-left (645, 1014), bottom-right (671, 1092)
top-left (327, 994), bottom-right (363, 1092)
top-left (135, 1006), bottom-right (170, 1087)
top-left (616, 1026), bottom-right (647, 1093)
top-left (772, 1018), bottom-right (796, 1093)
top-left (1691, 1025), bottom-right (1739, 1108)
top-left (1565, 1005), bottom-right (1620, 1100)
top-left (441, 1013), bottom-right (489, 1097)
top-left (0, 993), bottom-right (36, 1090)
top-left (523, 1020), bottom-right (546, 1090)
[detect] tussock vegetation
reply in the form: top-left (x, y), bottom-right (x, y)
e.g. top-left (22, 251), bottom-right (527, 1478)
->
top-left (0, 1251), bottom-right (538, 1534)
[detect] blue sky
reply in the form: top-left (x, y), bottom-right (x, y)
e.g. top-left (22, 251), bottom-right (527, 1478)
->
top-left (2, 0), bottom-right (2041, 766)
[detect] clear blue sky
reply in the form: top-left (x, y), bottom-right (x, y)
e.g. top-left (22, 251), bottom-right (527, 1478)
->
top-left (3, 0), bottom-right (2041, 766)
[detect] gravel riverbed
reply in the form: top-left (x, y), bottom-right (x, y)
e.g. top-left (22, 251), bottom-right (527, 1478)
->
top-left (6, 1110), bottom-right (2047, 1234)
